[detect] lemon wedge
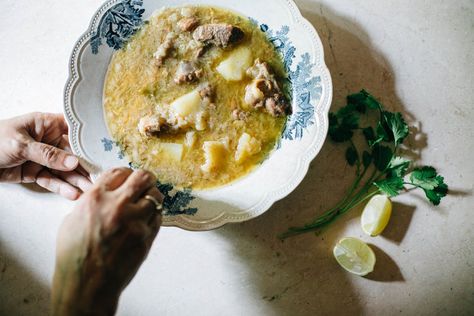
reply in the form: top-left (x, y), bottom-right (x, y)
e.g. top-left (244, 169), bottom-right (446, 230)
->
top-left (361, 194), bottom-right (392, 236)
top-left (333, 237), bottom-right (376, 276)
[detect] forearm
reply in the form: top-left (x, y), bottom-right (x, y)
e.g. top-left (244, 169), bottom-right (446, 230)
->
top-left (51, 265), bottom-right (120, 316)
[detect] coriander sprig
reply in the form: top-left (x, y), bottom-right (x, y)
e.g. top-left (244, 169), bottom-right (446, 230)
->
top-left (279, 90), bottom-right (448, 239)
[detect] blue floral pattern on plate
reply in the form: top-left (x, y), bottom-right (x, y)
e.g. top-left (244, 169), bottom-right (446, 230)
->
top-left (91, 0), bottom-right (144, 54)
top-left (255, 22), bottom-right (322, 141)
top-left (156, 182), bottom-right (198, 216)
top-left (283, 53), bottom-right (322, 140)
top-left (101, 137), bottom-right (125, 159)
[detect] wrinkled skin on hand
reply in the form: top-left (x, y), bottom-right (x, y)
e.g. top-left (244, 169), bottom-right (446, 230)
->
top-left (0, 112), bottom-right (91, 199)
top-left (52, 168), bottom-right (164, 316)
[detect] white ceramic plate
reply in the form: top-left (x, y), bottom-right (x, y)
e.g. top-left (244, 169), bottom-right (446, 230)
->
top-left (64, 0), bottom-right (332, 230)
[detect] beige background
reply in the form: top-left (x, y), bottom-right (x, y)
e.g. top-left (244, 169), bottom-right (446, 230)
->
top-left (0, 0), bottom-right (473, 315)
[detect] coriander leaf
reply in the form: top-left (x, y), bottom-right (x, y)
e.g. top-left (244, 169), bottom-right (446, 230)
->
top-left (328, 109), bottom-right (357, 143)
top-left (383, 111), bottom-right (409, 146)
top-left (347, 91), bottom-right (366, 104)
top-left (372, 144), bottom-right (393, 171)
top-left (363, 127), bottom-right (375, 144)
top-left (347, 92), bottom-right (367, 113)
top-left (329, 112), bottom-right (338, 127)
top-left (377, 121), bottom-right (390, 141)
top-left (361, 89), bottom-right (383, 110)
top-left (374, 177), bottom-right (405, 197)
top-left (388, 156), bottom-right (410, 178)
top-left (329, 124), bottom-right (353, 142)
top-left (336, 103), bottom-right (357, 118)
top-left (336, 104), bottom-right (360, 129)
top-left (362, 151), bottom-right (372, 168)
top-left (410, 166), bottom-right (439, 190)
top-left (341, 112), bottom-right (359, 129)
top-left (346, 147), bottom-right (358, 166)
top-left (369, 121), bottom-right (390, 147)
top-left (329, 113), bottom-right (353, 142)
top-left (348, 90), bottom-right (382, 111)
top-left (409, 167), bottom-right (448, 205)
top-left (424, 179), bottom-right (448, 205)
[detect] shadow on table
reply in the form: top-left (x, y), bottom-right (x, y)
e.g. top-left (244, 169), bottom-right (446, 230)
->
top-left (0, 241), bottom-right (50, 315)
top-left (215, 3), bottom-right (418, 315)
top-left (381, 202), bottom-right (416, 244)
top-left (366, 244), bottom-right (404, 282)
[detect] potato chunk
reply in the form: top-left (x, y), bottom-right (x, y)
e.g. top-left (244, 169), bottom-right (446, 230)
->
top-left (216, 47), bottom-right (252, 81)
top-left (185, 131), bottom-right (197, 149)
top-left (159, 143), bottom-right (184, 161)
top-left (235, 133), bottom-right (261, 164)
top-left (201, 141), bottom-right (228, 173)
top-left (170, 89), bottom-right (202, 117)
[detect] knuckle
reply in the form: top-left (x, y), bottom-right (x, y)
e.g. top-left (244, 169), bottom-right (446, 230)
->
top-left (130, 182), bottom-right (143, 192)
top-left (85, 186), bottom-right (103, 201)
top-left (10, 138), bottom-right (27, 157)
top-left (42, 146), bottom-right (59, 163)
top-left (135, 169), bottom-right (155, 182)
top-left (122, 183), bottom-right (143, 196)
top-left (102, 167), bottom-right (132, 180)
top-left (111, 167), bottom-right (129, 174)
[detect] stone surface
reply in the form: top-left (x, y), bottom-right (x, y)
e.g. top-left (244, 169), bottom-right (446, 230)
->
top-left (0, 0), bottom-right (473, 315)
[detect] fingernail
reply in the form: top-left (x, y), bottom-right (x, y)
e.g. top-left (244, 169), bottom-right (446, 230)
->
top-left (64, 187), bottom-right (81, 200)
top-left (64, 156), bottom-right (78, 169)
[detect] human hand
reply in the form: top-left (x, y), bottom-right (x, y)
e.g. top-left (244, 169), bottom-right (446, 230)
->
top-left (52, 168), bottom-right (163, 316)
top-left (0, 112), bottom-right (91, 200)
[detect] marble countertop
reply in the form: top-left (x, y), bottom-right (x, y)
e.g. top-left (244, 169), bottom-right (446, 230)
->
top-left (0, 0), bottom-right (473, 315)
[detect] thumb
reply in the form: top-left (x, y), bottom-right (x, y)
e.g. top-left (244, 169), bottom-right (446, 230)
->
top-left (24, 141), bottom-right (79, 171)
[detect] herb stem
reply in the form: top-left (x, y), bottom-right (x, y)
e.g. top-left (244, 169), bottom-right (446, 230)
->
top-left (309, 165), bottom-right (369, 226)
top-left (349, 139), bottom-right (361, 176)
top-left (279, 170), bottom-right (382, 239)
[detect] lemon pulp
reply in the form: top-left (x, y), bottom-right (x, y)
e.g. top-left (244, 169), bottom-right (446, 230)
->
top-left (361, 194), bottom-right (392, 236)
top-left (333, 237), bottom-right (376, 276)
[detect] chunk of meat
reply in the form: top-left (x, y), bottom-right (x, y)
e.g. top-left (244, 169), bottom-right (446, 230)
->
top-left (194, 45), bottom-right (208, 59)
top-left (193, 24), bottom-right (244, 48)
top-left (244, 79), bottom-right (268, 106)
top-left (264, 94), bottom-right (288, 117)
top-left (178, 17), bottom-right (199, 32)
top-left (246, 58), bottom-right (274, 78)
top-left (244, 59), bottom-right (290, 116)
top-left (138, 115), bottom-right (170, 137)
top-left (174, 61), bottom-right (203, 84)
top-left (153, 32), bottom-right (175, 66)
top-left (198, 82), bottom-right (215, 105)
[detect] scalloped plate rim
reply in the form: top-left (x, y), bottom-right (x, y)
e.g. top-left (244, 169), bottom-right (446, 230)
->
top-left (64, 0), bottom-right (333, 231)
